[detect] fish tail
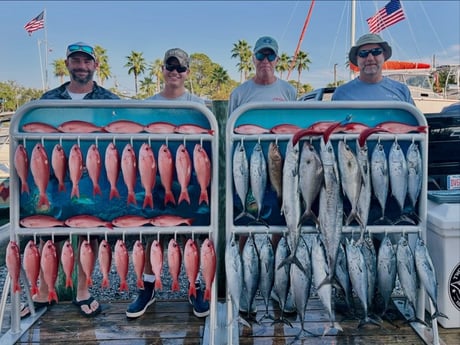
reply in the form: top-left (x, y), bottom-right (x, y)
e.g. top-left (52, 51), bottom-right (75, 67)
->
top-left (164, 190), bottom-right (176, 206)
top-left (154, 279), bottom-right (163, 290)
top-left (93, 184), bottom-right (102, 196)
top-left (127, 192), bottom-right (137, 206)
top-left (432, 311), bottom-right (449, 320)
top-left (204, 288), bottom-right (211, 301)
top-left (13, 282), bottom-right (21, 293)
top-left (101, 278), bottom-right (109, 288)
top-left (418, 125), bottom-right (428, 133)
top-left (86, 277), bottom-right (93, 286)
top-left (143, 194), bottom-right (153, 209)
top-left (109, 187), bottom-right (120, 200)
top-left (58, 183), bottom-right (65, 192)
top-left (120, 280), bottom-right (129, 291)
top-left (105, 222), bottom-right (114, 230)
top-left (48, 291), bottom-right (58, 304)
top-left (70, 185), bottom-right (80, 199)
top-left (39, 193), bottom-right (50, 207)
top-left (189, 283), bottom-right (197, 298)
top-left (199, 190), bottom-right (209, 205)
top-left (65, 277), bottom-right (73, 288)
top-left (30, 286), bottom-right (39, 295)
top-left (137, 279), bottom-right (145, 289)
top-left (22, 182), bottom-right (30, 194)
top-left (172, 279), bottom-right (180, 292)
top-left (178, 190), bottom-right (190, 205)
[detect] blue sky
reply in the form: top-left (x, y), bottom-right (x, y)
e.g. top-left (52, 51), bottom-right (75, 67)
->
top-left (1, 1), bottom-right (459, 96)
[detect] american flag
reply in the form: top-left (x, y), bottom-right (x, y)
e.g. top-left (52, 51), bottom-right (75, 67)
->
top-left (24, 11), bottom-right (45, 36)
top-left (367, 0), bottom-right (405, 34)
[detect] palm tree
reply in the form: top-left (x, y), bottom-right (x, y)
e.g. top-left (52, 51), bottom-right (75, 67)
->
top-left (52, 59), bottom-right (68, 84)
top-left (276, 53), bottom-right (291, 80)
top-left (124, 51), bottom-right (146, 95)
top-left (210, 66), bottom-right (229, 95)
top-left (149, 59), bottom-right (163, 94)
top-left (231, 40), bottom-right (252, 83)
top-left (94, 45), bottom-right (111, 86)
top-left (139, 77), bottom-right (156, 97)
top-left (294, 50), bottom-right (312, 94)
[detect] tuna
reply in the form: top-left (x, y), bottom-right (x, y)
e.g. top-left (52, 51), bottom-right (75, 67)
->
top-left (371, 142), bottom-right (389, 221)
top-left (356, 140), bottom-right (372, 235)
top-left (406, 142), bottom-right (422, 211)
top-left (272, 235), bottom-right (292, 326)
top-left (377, 234), bottom-right (397, 316)
top-left (241, 234), bottom-right (260, 319)
top-left (258, 234), bottom-right (275, 321)
top-left (389, 140), bottom-right (408, 213)
top-left (298, 141), bottom-right (323, 226)
top-left (396, 234), bottom-right (418, 316)
top-left (232, 141), bottom-right (251, 221)
top-left (249, 142), bottom-right (267, 221)
top-left (267, 141), bottom-right (283, 206)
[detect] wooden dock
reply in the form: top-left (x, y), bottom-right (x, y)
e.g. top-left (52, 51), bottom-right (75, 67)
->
top-left (2, 295), bottom-right (459, 344)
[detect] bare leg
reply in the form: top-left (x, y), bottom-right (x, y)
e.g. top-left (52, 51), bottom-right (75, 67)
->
top-left (75, 236), bottom-right (100, 313)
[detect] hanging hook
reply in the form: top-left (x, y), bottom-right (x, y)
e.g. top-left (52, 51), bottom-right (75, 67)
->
top-left (95, 136), bottom-right (99, 147)
top-left (59, 137), bottom-right (63, 146)
top-left (41, 137), bottom-right (45, 146)
top-left (200, 137), bottom-right (203, 146)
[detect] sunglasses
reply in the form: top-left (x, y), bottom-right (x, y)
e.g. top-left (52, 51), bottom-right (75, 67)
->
top-left (67, 44), bottom-right (94, 55)
top-left (357, 47), bottom-right (384, 58)
top-left (255, 52), bottom-right (277, 62)
top-left (165, 64), bottom-right (187, 73)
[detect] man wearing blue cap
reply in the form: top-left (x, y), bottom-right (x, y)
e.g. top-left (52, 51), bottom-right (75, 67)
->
top-left (41, 42), bottom-right (119, 99)
top-left (228, 36), bottom-right (296, 115)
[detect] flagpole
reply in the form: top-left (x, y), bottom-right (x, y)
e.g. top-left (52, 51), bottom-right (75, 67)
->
top-left (44, 8), bottom-right (49, 90)
top-left (37, 39), bottom-right (45, 91)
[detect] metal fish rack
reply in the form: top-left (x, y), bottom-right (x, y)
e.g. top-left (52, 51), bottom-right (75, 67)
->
top-left (1, 100), bottom-right (219, 344)
top-left (224, 101), bottom-right (437, 344)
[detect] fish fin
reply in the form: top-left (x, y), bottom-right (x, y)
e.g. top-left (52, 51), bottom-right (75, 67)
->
top-left (143, 194), bottom-right (153, 209)
top-left (70, 185), bottom-right (79, 199)
top-left (48, 291), bottom-right (58, 304)
top-left (39, 193), bottom-right (50, 207)
top-left (65, 277), bottom-right (73, 288)
top-left (155, 279), bottom-right (163, 290)
top-left (22, 183), bottom-right (30, 194)
top-left (59, 183), bottom-right (65, 192)
top-left (120, 280), bottom-right (129, 291)
top-left (178, 190), bottom-right (190, 205)
top-left (13, 282), bottom-right (21, 293)
top-left (172, 280), bottom-right (180, 292)
top-left (164, 191), bottom-right (176, 205)
top-left (189, 284), bottom-right (197, 298)
top-left (127, 192), bottom-right (137, 206)
top-left (137, 279), bottom-right (144, 289)
top-left (432, 311), bottom-right (449, 320)
top-left (101, 278), bottom-right (109, 288)
top-left (86, 277), bottom-right (93, 286)
top-left (105, 222), bottom-right (114, 230)
top-left (199, 190), bottom-right (209, 205)
top-left (93, 184), bottom-right (102, 196)
top-left (109, 188), bottom-right (120, 200)
top-left (30, 286), bottom-right (39, 295)
top-left (357, 316), bottom-right (382, 328)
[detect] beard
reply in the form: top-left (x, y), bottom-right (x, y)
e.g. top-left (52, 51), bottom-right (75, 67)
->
top-left (70, 69), bottom-right (95, 84)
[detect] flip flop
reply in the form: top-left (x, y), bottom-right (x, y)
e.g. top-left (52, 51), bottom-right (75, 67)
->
top-left (20, 303), bottom-right (30, 318)
top-left (72, 296), bottom-right (102, 318)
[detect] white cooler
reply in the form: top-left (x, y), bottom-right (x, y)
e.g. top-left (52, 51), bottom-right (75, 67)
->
top-left (426, 197), bottom-right (460, 328)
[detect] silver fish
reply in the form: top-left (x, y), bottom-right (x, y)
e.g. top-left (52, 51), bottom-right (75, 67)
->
top-left (396, 234), bottom-right (418, 316)
top-left (389, 140), bottom-right (408, 212)
top-left (362, 235), bottom-right (377, 311)
top-left (268, 141), bottom-right (284, 206)
top-left (242, 234), bottom-right (260, 320)
top-left (356, 140), bottom-right (372, 235)
top-left (318, 137), bottom-right (343, 285)
top-left (414, 237), bottom-right (448, 320)
top-left (371, 142), bottom-right (389, 220)
top-left (225, 236), bottom-right (250, 328)
top-left (233, 142), bottom-right (251, 221)
top-left (250, 142), bottom-right (267, 221)
top-left (406, 142), bottom-right (422, 210)
top-left (346, 237), bottom-right (381, 328)
top-left (272, 235), bottom-right (292, 326)
top-left (299, 141), bottom-right (323, 226)
top-left (376, 234), bottom-right (397, 316)
top-left (312, 234), bottom-right (342, 335)
top-left (280, 139), bottom-right (302, 268)
top-left (336, 241), bottom-right (354, 312)
top-left (338, 140), bottom-right (362, 226)
top-left (290, 235), bottom-right (313, 339)
top-left (258, 234), bottom-right (275, 322)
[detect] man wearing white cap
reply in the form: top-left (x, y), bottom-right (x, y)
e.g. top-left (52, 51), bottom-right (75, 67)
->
top-left (332, 33), bottom-right (414, 103)
top-left (228, 36), bottom-right (296, 115)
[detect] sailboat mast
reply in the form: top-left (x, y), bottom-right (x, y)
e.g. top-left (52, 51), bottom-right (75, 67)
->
top-left (350, 0), bottom-right (356, 80)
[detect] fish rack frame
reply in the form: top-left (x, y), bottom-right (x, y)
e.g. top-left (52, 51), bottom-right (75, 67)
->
top-left (1, 100), bottom-right (220, 344)
top-left (224, 101), bottom-right (441, 345)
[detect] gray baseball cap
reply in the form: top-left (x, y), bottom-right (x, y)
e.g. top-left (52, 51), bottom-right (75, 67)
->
top-left (253, 36), bottom-right (279, 55)
top-left (66, 42), bottom-right (96, 60)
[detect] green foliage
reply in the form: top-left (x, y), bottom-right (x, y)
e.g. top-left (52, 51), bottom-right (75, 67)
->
top-left (0, 81), bottom-right (42, 111)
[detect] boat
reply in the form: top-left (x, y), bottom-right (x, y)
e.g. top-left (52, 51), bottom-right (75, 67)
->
top-left (0, 119), bottom-right (10, 210)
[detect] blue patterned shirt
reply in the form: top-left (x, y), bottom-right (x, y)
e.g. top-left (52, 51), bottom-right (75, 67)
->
top-left (41, 81), bottom-right (119, 100)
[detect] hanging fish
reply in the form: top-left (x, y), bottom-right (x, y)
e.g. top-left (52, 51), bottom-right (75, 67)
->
top-left (377, 234), bottom-right (397, 317)
top-left (389, 140), bottom-right (408, 214)
top-left (68, 144), bottom-right (83, 199)
top-left (258, 234), bottom-right (275, 322)
top-left (406, 142), bottom-right (422, 212)
top-left (267, 141), bottom-right (283, 206)
top-left (371, 142), bottom-right (389, 222)
top-left (86, 144), bottom-right (102, 196)
top-left (396, 234), bottom-right (418, 318)
top-left (176, 144), bottom-right (192, 205)
top-left (249, 142), bottom-right (267, 222)
top-left (232, 141), bottom-right (250, 221)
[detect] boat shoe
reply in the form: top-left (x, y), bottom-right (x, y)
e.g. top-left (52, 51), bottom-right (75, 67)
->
top-left (126, 281), bottom-right (156, 319)
top-left (188, 282), bottom-right (210, 318)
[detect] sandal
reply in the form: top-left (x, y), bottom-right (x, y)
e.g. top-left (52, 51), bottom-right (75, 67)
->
top-left (72, 296), bottom-right (102, 318)
top-left (20, 303), bottom-right (30, 318)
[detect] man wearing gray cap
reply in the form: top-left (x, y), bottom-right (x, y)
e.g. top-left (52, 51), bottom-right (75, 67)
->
top-left (332, 33), bottom-right (414, 103)
top-left (41, 42), bottom-right (119, 100)
top-left (228, 36), bottom-right (296, 115)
